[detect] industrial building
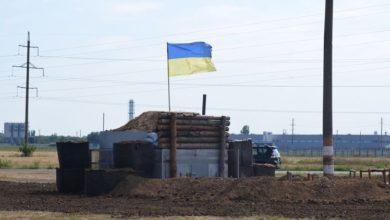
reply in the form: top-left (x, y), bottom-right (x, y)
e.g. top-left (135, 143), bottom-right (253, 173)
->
top-left (3, 122), bottom-right (35, 145)
top-left (230, 132), bottom-right (390, 150)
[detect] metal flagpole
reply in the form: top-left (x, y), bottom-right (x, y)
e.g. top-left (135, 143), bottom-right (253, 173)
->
top-left (167, 43), bottom-right (171, 112)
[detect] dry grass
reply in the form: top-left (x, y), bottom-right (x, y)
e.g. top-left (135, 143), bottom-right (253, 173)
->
top-left (0, 211), bottom-right (289, 220)
top-left (281, 156), bottom-right (390, 171)
top-left (0, 147), bottom-right (57, 169)
top-left (0, 146), bottom-right (388, 172)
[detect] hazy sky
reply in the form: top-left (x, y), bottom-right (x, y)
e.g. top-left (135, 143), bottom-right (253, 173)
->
top-left (1, 0), bottom-right (390, 136)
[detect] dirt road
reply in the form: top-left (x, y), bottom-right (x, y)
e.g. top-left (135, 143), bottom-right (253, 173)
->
top-left (0, 169), bottom-right (55, 183)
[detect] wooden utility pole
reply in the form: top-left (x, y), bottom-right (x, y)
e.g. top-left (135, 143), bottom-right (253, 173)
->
top-left (323, 0), bottom-right (334, 175)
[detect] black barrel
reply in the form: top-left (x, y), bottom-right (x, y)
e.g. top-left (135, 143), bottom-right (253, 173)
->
top-left (57, 141), bottom-right (90, 169)
top-left (56, 168), bottom-right (85, 193)
top-left (113, 141), bottom-right (154, 176)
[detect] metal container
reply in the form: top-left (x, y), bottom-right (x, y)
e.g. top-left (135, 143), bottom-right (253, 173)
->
top-left (56, 168), bottom-right (85, 193)
top-left (97, 131), bottom-right (157, 168)
top-left (56, 141), bottom-right (90, 169)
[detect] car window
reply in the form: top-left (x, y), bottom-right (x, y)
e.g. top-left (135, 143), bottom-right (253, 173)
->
top-left (252, 149), bottom-right (258, 156)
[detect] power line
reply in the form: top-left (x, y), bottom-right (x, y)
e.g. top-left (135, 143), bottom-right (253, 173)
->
top-left (37, 3), bottom-right (390, 54)
top-left (32, 34), bottom-right (390, 66)
top-left (12, 96), bottom-right (390, 115)
top-left (2, 61), bottom-right (390, 97)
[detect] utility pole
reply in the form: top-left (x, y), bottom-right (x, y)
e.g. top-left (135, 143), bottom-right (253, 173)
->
top-left (128, 99), bottom-right (134, 120)
top-left (380, 117), bottom-right (383, 148)
top-left (12, 32), bottom-right (43, 146)
top-left (24, 32), bottom-right (30, 146)
top-left (103, 113), bottom-right (105, 131)
top-left (291, 118), bottom-right (295, 145)
top-left (323, 0), bottom-right (334, 175)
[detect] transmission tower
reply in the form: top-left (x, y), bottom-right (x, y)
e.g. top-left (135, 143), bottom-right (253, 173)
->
top-left (12, 32), bottom-right (44, 146)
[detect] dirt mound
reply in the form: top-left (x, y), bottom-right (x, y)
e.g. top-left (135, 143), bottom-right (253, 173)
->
top-left (114, 111), bottom-right (200, 132)
top-left (111, 175), bottom-right (390, 204)
top-left (114, 111), bottom-right (163, 132)
top-left (1, 178), bottom-right (390, 219)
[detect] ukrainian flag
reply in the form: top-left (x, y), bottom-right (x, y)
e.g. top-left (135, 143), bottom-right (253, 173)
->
top-left (167, 42), bottom-right (216, 77)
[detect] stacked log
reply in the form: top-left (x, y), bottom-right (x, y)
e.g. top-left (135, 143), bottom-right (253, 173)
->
top-left (156, 112), bottom-right (230, 149)
top-left (157, 112), bottom-right (230, 178)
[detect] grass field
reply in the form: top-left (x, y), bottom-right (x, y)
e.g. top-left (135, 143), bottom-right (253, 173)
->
top-left (280, 156), bottom-right (390, 171)
top-left (0, 146), bottom-right (57, 169)
top-left (0, 146), bottom-right (389, 171)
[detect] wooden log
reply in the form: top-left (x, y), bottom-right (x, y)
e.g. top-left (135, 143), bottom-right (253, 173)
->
top-left (157, 124), bottom-right (229, 131)
top-left (159, 137), bottom-right (221, 144)
top-left (158, 112), bottom-right (200, 118)
top-left (219, 116), bottom-right (227, 177)
top-left (368, 169), bottom-right (371, 179)
top-left (388, 169), bottom-right (390, 184)
top-left (159, 113), bottom-right (230, 121)
top-left (170, 113), bottom-right (177, 178)
top-left (287, 171), bottom-right (292, 182)
top-left (158, 118), bottom-right (230, 126)
top-left (159, 143), bottom-right (225, 149)
top-left (369, 169), bottom-right (385, 172)
top-left (158, 130), bottom-right (225, 138)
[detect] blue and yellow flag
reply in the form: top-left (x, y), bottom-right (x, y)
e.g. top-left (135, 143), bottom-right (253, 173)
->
top-left (167, 42), bottom-right (216, 77)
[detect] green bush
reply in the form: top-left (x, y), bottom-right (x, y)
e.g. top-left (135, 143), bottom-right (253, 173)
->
top-left (0, 159), bottom-right (12, 168)
top-left (18, 144), bottom-right (37, 157)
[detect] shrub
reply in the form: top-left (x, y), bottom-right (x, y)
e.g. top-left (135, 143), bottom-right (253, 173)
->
top-left (0, 159), bottom-right (12, 168)
top-left (19, 144), bottom-right (37, 157)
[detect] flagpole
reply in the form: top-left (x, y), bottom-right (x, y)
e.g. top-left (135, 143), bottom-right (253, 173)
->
top-left (167, 43), bottom-right (171, 112)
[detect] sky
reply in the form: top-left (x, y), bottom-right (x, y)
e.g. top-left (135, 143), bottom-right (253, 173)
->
top-left (1, 0), bottom-right (390, 136)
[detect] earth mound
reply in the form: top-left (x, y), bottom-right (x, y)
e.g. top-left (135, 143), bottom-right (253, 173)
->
top-left (114, 111), bottom-right (200, 132)
top-left (110, 175), bottom-right (390, 204)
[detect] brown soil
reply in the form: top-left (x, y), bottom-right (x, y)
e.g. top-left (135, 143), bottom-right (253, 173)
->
top-left (0, 176), bottom-right (389, 219)
top-left (114, 111), bottom-right (164, 132)
top-left (114, 111), bottom-right (200, 132)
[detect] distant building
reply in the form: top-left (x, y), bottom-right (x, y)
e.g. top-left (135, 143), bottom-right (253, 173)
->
top-left (230, 132), bottom-right (389, 150)
top-left (3, 122), bottom-right (35, 145)
top-left (4, 122), bottom-right (25, 145)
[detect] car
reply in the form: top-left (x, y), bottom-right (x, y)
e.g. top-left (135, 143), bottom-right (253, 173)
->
top-left (252, 143), bottom-right (282, 168)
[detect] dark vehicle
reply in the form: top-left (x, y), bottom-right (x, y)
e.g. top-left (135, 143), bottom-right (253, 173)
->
top-left (252, 143), bottom-right (281, 168)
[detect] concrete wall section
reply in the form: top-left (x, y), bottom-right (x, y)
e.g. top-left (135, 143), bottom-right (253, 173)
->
top-left (97, 131), bottom-right (157, 168)
top-left (153, 149), bottom-right (228, 179)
